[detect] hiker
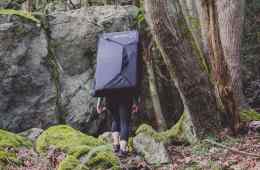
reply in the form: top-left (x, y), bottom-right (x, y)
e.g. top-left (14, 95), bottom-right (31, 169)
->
top-left (92, 30), bottom-right (141, 157)
top-left (96, 93), bottom-right (139, 157)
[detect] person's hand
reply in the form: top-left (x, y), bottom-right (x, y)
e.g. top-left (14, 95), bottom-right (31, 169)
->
top-left (131, 104), bottom-right (139, 113)
top-left (96, 104), bottom-right (102, 114)
top-left (96, 101), bottom-right (106, 114)
top-left (97, 105), bottom-right (106, 114)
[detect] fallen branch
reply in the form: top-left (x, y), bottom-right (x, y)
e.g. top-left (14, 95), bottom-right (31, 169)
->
top-left (205, 139), bottom-right (260, 158)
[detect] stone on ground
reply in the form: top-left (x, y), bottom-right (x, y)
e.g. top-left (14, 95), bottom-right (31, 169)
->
top-left (133, 133), bottom-right (171, 165)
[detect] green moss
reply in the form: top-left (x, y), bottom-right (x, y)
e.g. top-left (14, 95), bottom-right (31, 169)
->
top-left (0, 151), bottom-right (15, 159)
top-left (0, 9), bottom-right (40, 23)
top-left (136, 112), bottom-right (197, 145)
top-left (80, 144), bottom-right (120, 169)
top-left (36, 125), bottom-right (104, 154)
top-left (0, 151), bottom-right (17, 163)
top-left (136, 124), bottom-right (164, 141)
top-left (58, 155), bottom-right (89, 170)
top-left (0, 129), bottom-right (32, 165)
top-left (37, 125), bottom-right (120, 169)
top-left (240, 109), bottom-right (260, 121)
top-left (128, 137), bottom-right (134, 153)
top-left (86, 151), bottom-right (120, 170)
top-left (0, 129), bottom-right (32, 149)
top-left (69, 145), bottom-right (92, 158)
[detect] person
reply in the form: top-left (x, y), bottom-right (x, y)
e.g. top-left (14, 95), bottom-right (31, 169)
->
top-left (96, 92), bottom-right (139, 158)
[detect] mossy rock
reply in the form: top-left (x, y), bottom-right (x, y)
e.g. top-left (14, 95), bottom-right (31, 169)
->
top-left (79, 145), bottom-right (120, 170)
top-left (58, 155), bottom-right (89, 170)
top-left (86, 151), bottom-right (120, 170)
top-left (0, 129), bottom-right (32, 165)
top-left (59, 146), bottom-right (120, 170)
top-left (0, 129), bottom-right (32, 149)
top-left (136, 112), bottom-right (197, 145)
top-left (36, 125), bottom-right (104, 154)
top-left (36, 125), bottom-right (120, 170)
top-left (68, 145), bottom-right (92, 158)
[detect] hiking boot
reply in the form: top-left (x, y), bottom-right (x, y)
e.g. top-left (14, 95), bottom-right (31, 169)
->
top-left (117, 149), bottom-right (128, 158)
top-left (113, 144), bottom-right (120, 153)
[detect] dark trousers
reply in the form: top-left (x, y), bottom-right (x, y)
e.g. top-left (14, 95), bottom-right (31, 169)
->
top-left (107, 95), bottom-right (132, 141)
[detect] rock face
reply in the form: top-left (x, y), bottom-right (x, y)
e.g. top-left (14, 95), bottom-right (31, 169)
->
top-left (0, 15), bottom-right (58, 132)
top-left (0, 6), bottom-right (139, 134)
top-left (0, 5), bottom-right (183, 134)
top-left (47, 6), bottom-right (138, 134)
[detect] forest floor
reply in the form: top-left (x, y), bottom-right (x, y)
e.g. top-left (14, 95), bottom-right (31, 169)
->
top-left (3, 128), bottom-right (260, 170)
top-left (168, 132), bottom-right (260, 170)
top-left (120, 130), bottom-right (260, 170)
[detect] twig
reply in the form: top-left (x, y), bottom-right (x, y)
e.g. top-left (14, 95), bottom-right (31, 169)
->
top-left (205, 139), bottom-right (260, 158)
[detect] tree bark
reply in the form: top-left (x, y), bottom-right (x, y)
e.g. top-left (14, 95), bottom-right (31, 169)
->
top-left (26, 0), bottom-right (33, 12)
top-left (144, 0), bottom-right (223, 138)
top-left (195, 0), bottom-right (246, 133)
top-left (216, 0), bottom-right (246, 132)
top-left (143, 40), bottom-right (167, 131)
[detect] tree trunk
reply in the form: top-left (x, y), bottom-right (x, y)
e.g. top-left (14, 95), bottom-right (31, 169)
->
top-left (144, 0), bottom-right (224, 138)
top-left (215, 0), bottom-right (246, 112)
top-left (143, 40), bottom-right (167, 131)
top-left (26, 0), bottom-right (33, 12)
top-left (195, 0), bottom-right (246, 133)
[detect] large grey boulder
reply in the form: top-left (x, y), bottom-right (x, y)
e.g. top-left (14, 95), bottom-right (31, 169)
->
top-left (133, 133), bottom-right (171, 165)
top-left (47, 6), bottom-right (138, 134)
top-left (0, 15), bottom-right (58, 132)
